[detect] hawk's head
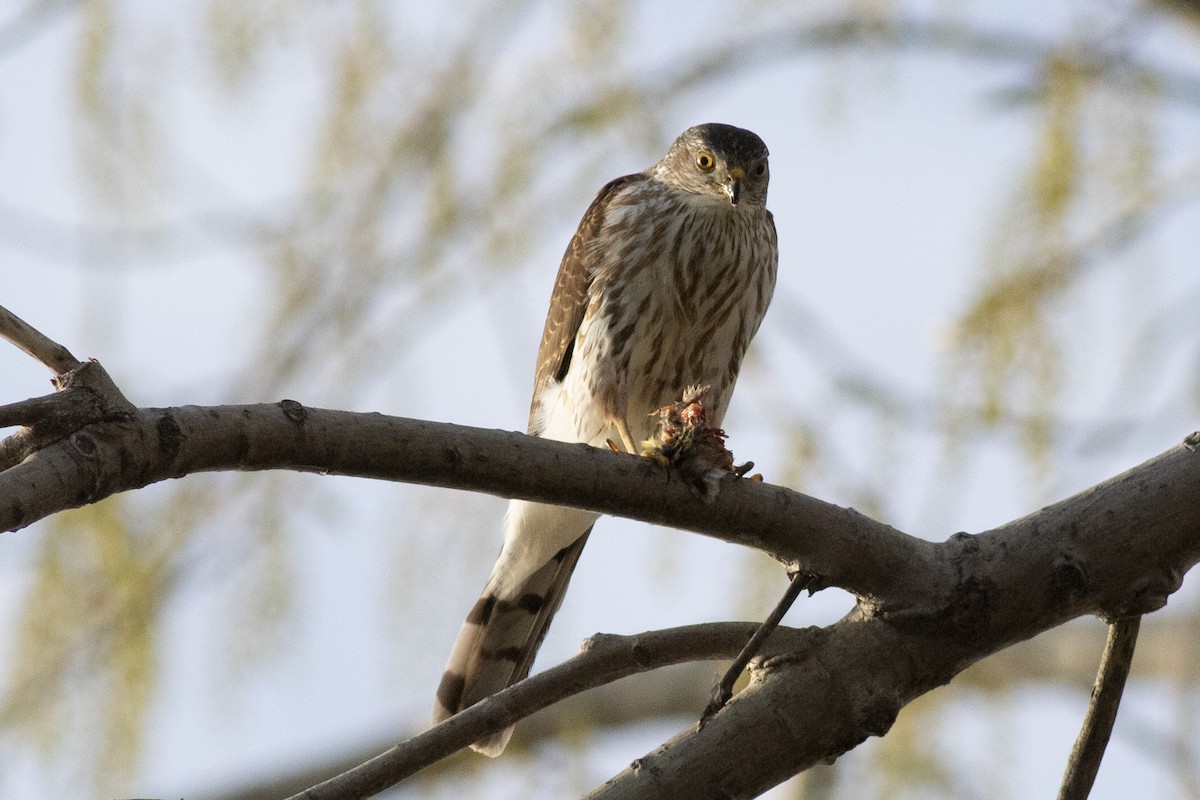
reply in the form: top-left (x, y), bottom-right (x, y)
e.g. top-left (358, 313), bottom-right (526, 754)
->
top-left (653, 123), bottom-right (770, 208)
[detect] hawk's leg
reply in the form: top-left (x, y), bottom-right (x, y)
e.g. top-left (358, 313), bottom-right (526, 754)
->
top-left (614, 417), bottom-right (639, 455)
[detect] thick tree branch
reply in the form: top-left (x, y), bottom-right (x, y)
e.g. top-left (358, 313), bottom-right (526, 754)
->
top-left (5, 380), bottom-right (1195, 626)
top-left (0, 372), bottom-right (936, 607)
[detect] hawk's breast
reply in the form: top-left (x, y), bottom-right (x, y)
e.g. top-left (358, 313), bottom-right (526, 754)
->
top-left (552, 181), bottom-right (777, 446)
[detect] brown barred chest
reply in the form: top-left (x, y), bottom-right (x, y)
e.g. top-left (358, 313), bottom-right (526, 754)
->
top-left (568, 197), bottom-right (777, 444)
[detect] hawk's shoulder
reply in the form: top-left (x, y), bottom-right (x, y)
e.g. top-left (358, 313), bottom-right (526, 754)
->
top-left (528, 172), bottom-right (647, 433)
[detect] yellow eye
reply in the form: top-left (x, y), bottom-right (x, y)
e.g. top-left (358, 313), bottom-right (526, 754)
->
top-left (696, 151), bottom-right (715, 171)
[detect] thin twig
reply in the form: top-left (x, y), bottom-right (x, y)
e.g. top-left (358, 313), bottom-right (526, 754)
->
top-left (0, 304), bottom-right (80, 375)
top-left (701, 571), bottom-right (814, 725)
top-left (1057, 616), bottom-right (1143, 800)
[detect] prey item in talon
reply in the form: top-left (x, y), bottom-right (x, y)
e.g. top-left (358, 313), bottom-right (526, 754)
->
top-left (639, 385), bottom-right (742, 479)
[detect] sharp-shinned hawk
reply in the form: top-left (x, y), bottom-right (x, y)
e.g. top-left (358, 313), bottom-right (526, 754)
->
top-left (433, 122), bottom-right (779, 755)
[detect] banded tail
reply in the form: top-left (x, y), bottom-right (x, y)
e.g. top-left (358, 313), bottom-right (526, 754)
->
top-left (433, 529), bottom-right (592, 756)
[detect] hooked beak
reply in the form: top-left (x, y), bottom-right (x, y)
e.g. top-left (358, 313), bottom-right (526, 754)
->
top-left (724, 166), bottom-right (745, 206)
